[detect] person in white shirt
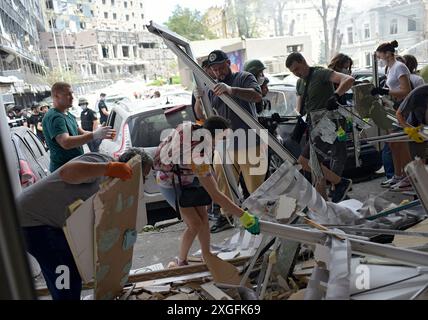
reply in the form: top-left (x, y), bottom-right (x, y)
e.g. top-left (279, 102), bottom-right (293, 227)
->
top-left (371, 40), bottom-right (413, 191)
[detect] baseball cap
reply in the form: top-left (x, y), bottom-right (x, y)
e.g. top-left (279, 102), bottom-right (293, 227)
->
top-left (207, 50), bottom-right (229, 66)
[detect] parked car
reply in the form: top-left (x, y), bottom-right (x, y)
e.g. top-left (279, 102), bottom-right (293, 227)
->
top-left (99, 99), bottom-right (196, 214)
top-left (10, 127), bottom-right (50, 188)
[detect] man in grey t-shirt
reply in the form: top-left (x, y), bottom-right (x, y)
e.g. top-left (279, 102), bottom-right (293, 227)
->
top-left (207, 50), bottom-right (265, 233)
top-left (17, 148), bottom-right (152, 300)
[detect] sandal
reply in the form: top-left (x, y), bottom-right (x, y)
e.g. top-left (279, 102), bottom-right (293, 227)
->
top-left (167, 257), bottom-right (189, 268)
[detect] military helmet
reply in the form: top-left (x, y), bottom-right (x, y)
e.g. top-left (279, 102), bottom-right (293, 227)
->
top-left (78, 97), bottom-right (89, 105)
top-left (244, 59), bottom-right (266, 76)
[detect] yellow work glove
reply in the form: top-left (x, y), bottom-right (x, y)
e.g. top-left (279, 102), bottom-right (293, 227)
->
top-left (404, 126), bottom-right (424, 143)
top-left (239, 211), bottom-right (260, 235)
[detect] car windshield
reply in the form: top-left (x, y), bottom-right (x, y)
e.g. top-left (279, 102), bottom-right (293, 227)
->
top-left (127, 105), bottom-right (195, 148)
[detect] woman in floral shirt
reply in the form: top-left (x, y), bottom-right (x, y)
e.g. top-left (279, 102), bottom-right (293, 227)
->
top-left (153, 116), bottom-right (259, 267)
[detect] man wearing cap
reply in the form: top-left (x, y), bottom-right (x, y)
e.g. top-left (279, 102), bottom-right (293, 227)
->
top-left (79, 97), bottom-right (100, 152)
top-left (207, 50), bottom-right (267, 233)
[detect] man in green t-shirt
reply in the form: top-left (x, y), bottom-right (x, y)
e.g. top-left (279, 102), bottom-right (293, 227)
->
top-left (286, 52), bottom-right (355, 203)
top-left (43, 82), bottom-right (116, 172)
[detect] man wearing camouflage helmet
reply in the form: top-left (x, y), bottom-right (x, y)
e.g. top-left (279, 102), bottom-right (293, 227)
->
top-left (244, 59), bottom-right (271, 114)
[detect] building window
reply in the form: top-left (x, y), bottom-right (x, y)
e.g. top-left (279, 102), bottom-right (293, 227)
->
top-left (132, 12), bottom-right (134, 17)
top-left (408, 15), bottom-right (417, 31)
top-left (140, 3), bottom-right (143, 9)
top-left (364, 24), bottom-right (370, 39)
top-left (124, 1), bottom-right (127, 8)
top-left (102, 45), bottom-right (109, 58)
top-left (90, 10), bottom-right (94, 16)
top-left (347, 27), bottom-right (353, 44)
top-left (48, 19), bottom-right (56, 28)
top-left (122, 46), bottom-right (129, 57)
top-left (141, 14), bottom-right (144, 19)
top-left (126, 15), bottom-right (129, 21)
top-left (102, 0), bottom-right (106, 4)
top-left (46, 0), bottom-right (53, 10)
top-left (286, 44), bottom-right (303, 53)
top-left (365, 53), bottom-right (371, 67)
top-left (130, 1), bottom-right (133, 5)
top-left (80, 21), bottom-right (86, 29)
top-left (104, 12), bottom-right (108, 19)
top-left (390, 19), bottom-right (398, 34)
top-left (111, 0), bottom-right (115, 5)
top-left (113, 13), bottom-right (117, 19)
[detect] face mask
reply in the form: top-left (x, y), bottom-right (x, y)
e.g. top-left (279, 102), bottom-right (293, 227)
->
top-left (257, 76), bottom-right (265, 86)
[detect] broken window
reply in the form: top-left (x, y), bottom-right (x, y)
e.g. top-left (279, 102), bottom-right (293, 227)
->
top-left (102, 45), bottom-right (109, 58)
top-left (286, 44), bottom-right (303, 53)
top-left (122, 46), bottom-right (129, 57)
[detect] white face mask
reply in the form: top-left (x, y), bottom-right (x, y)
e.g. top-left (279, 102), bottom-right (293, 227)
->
top-left (257, 76), bottom-right (265, 86)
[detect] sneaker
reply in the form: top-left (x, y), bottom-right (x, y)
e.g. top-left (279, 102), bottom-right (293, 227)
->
top-left (381, 175), bottom-right (402, 188)
top-left (390, 177), bottom-right (413, 192)
top-left (210, 216), bottom-right (233, 233)
top-left (208, 204), bottom-right (221, 221)
top-left (331, 178), bottom-right (353, 203)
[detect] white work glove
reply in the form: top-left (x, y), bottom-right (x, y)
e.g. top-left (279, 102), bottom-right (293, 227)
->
top-left (193, 87), bottom-right (204, 99)
top-left (213, 82), bottom-right (233, 96)
top-left (93, 126), bottom-right (116, 141)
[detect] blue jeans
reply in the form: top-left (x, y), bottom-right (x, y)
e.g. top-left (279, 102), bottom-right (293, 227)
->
top-left (22, 226), bottom-right (82, 300)
top-left (382, 144), bottom-right (395, 179)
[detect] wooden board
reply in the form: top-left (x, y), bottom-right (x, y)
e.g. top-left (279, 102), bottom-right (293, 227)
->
top-left (93, 156), bottom-right (141, 300)
top-left (204, 253), bottom-right (241, 285)
top-left (393, 219), bottom-right (428, 248)
top-left (36, 256), bottom-right (251, 297)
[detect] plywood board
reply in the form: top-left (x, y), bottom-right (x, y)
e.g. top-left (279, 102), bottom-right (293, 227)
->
top-left (204, 253), bottom-right (241, 285)
top-left (393, 219), bottom-right (428, 248)
top-left (63, 195), bottom-right (95, 283)
top-left (93, 156), bottom-right (141, 300)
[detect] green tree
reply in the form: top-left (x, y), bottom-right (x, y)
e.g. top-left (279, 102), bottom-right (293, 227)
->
top-left (165, 5), bottom-right (216, 41)
top-left (44, 67), bottom-right (82, 86)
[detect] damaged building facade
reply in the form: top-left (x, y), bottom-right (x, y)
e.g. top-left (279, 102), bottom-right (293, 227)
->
top-left (39, 0), bottom-right (177, 81)
top-left (0, 0), bottom-right (49, 107)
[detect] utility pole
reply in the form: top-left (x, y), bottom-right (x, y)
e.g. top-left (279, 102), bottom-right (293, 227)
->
top-left (60, 30), bottom-right (71, 83)
top-left (50, 17), bottom-right (64, 81)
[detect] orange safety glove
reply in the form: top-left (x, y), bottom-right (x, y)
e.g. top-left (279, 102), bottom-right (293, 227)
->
top-left (104, 162), bottom-right (132, 180)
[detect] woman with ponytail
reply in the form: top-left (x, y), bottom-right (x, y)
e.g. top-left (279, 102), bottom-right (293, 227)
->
top-left (371, 40), bottom-right (413, 191)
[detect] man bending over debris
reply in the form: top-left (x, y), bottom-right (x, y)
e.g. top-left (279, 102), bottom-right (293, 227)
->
top-left (396, 84), bottom-right (428, 161)
top-left (16, 148), bottom-right (153, 300)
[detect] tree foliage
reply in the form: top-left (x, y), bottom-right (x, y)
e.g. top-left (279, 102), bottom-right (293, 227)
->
top-left (165, 5), bottom-right (216, 41)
